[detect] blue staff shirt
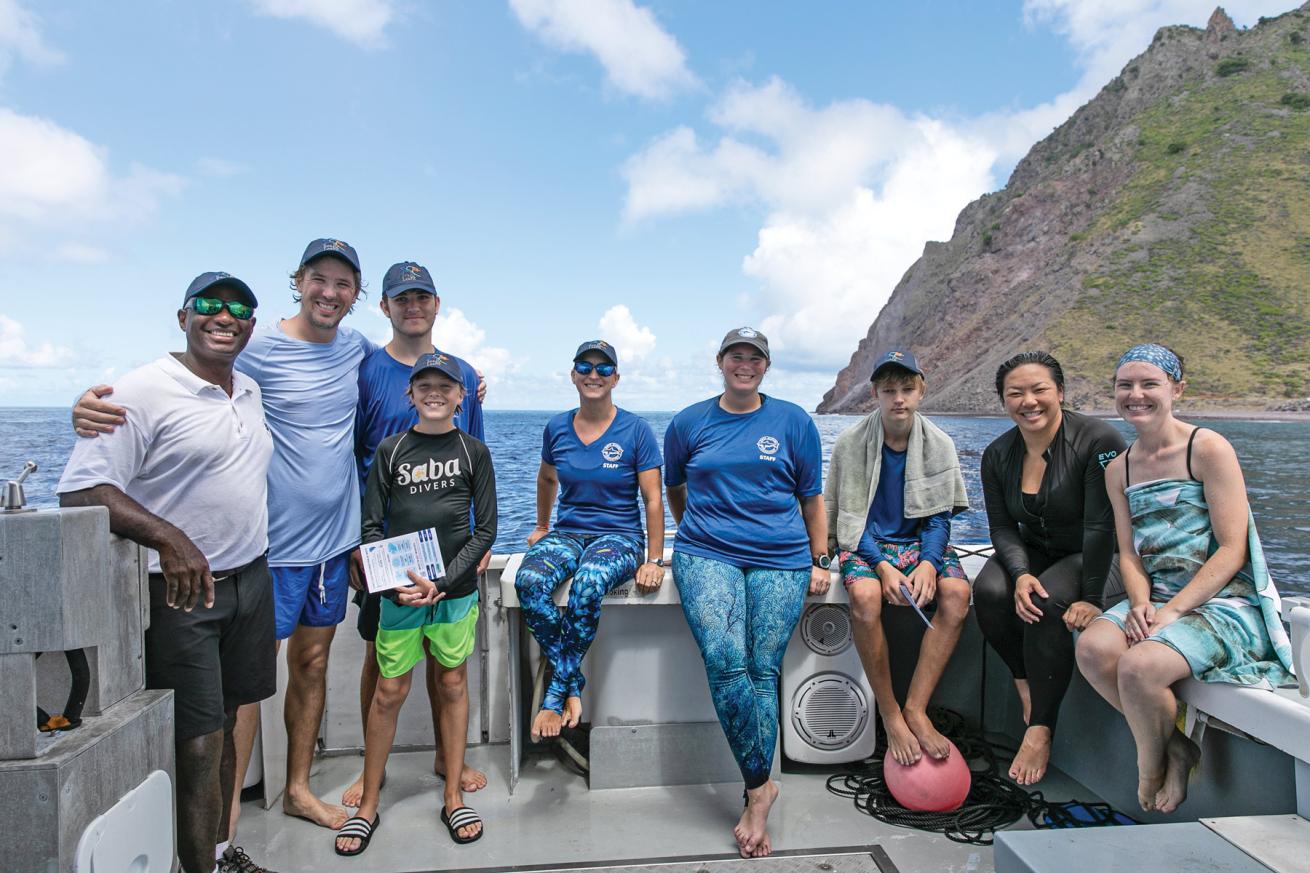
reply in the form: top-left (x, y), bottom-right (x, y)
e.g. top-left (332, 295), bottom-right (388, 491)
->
top-left (543, 408), bottom-right (662, 539)
top-left (235, 323), bottom-right (376, 566)
top-left (664, 395), bottom-right (822, 570)
top-left (856, 443), bottom-right (950, 571)
top-left (355, 345), bottom-right (485, 491)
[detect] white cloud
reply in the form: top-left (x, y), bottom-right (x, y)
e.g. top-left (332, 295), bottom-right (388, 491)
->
top-left (0, 108), bottom-right (184, 252)
top-left (197, 157), bottom-right (247, 177)
top-left (247, 0), bottom-right (394, 48)
top-left (0, 0), bottom-right (63, 81)
top-left (53, 242), bottom-right (109, 263)
top-left (618, 3), bottom-right (1292, 392)
top-left (624, 80), bottom-right (995, 370)
top-left (0, 314), bottom-right (74, 368)
top-left (597, 304), bottom-right (656, 361)
top-left (510, 0), bottom-right (698, 100)
top-left (433, 306), bottom-right (515, 382)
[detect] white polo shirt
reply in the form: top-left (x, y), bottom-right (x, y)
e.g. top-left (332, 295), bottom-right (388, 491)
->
top-left (57, 354), bottom-right (274, 574)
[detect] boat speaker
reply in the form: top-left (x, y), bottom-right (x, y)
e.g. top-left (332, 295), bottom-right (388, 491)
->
top-left (781, 601), bottom-right (877, 764)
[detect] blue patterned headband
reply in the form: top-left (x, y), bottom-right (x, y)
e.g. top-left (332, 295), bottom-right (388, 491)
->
top-left (1116, 344), bottom-right (1182, 381)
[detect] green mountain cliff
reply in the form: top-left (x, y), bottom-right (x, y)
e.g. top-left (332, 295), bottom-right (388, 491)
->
top-left (818, 6), bottom-right (1310, 415)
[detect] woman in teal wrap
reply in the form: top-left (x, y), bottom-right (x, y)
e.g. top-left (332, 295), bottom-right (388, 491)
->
top-left (1076, 344), bottom-right (1294, 815)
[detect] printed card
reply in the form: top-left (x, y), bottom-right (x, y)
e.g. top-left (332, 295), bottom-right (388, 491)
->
top-left (360, 528), bottom-right (446, 594)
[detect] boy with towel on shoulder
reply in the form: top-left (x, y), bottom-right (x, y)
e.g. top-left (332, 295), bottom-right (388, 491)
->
top-left (824, 349), bottom-right (971, 767)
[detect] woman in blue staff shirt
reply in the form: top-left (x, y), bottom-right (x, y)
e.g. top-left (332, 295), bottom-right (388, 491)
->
top-left (515, 340), bottom-right (665, 740)
top-left (664, 327), bottom-right (830, 860)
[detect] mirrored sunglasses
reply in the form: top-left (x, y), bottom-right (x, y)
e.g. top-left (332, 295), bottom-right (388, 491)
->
top-left (190, 296), bottom-right (254, 320)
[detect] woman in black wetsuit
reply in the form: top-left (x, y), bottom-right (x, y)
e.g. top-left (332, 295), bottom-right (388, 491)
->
top-left (974, 351), bottom-right (1127, 785)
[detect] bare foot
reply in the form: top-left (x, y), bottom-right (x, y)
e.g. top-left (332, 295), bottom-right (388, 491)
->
top-left (562, 696), bottom-right (583, 729)
top-left (1137, 769), bottom-right (1164, 812)
top-left (733, 780), bottom-right (778, 859)
top-left (903, 708), bottom-right (951, 760)
top-left (341, 772), bottom-right (364, 808)
top-left (434, 756), bottom-right (488, 793)
top-left (1014, 679), bottom-right (1032, 726)
top-left (1009, 726), bottom-right (1051, 786)
top-left (882, 711), bottom-right (923, 766)
top-left (531, 708), bottom-right (563, 740)
top-left (284, 788), bottom-right (349, 830)
top-left (1153, 733), bottom-right (1200, 813)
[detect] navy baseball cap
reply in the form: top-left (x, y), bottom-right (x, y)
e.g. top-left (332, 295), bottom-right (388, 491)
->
top-left (410, 352), bottom-right (463, 385)
top-left (718, 326), bottom-right (770, 359)
top-left (871, 349), bottom-right (924, 381)
top-left (573, 340), bottom-right (618, 366)
top-left (382, 261), bottom-right (437, 298)
top-left (299, 238), bottom-right (361, 273)
top-left (183, 272), bottom-right (257, 308)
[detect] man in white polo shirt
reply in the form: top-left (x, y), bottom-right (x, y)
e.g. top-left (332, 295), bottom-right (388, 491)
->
top-left (58, 272), bottom-right (276, 873)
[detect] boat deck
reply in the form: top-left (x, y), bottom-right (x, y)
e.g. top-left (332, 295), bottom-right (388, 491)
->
top-left (231, 742), bottom-right (1100, 873)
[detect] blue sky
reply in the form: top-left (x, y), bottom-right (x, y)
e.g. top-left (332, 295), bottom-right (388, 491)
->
top-left (0, 0), bottom-right (1292, 410)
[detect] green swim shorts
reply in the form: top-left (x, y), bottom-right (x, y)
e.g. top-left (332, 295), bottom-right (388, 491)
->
top-left (375, 591), bottom-right (479, 679)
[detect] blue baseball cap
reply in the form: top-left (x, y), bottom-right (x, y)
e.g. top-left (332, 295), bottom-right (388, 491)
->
top-left (183, 271), bottom-right (258, 308)
top-left (299, 238), bottom-right (361, 273)
top-left (573, 340), bottom-right (618, 366)
top-left (382, 261), bottom-right (437, 298)
top-left (871, 349), bottom-right (924, 381)
top-left (410, 352), bottom-right (464, 385)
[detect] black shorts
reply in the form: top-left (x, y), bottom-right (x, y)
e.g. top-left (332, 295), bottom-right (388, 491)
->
top-left (145, 554), bottom-right (277, 742)
top-left (354, 587), bottom-right (382, 643)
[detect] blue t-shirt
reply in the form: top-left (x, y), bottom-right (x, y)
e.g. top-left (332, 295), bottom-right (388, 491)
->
top-left (542, 408), bottom-right (662, 539)
top-left (663, 395), bottom-right (822, 570)
top-left (856, 443), bottom-right (950, 571)
top-left (355, 345), bottom-right (485, 490)
top-left (235, 323), bottom-right (376, 566)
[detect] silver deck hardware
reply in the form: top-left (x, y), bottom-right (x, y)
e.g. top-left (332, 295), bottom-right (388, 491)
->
top-left (2, 460), bottom-right (37, 512)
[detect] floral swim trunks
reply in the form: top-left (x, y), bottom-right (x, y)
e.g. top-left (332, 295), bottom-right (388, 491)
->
top-left (838, 542), bottom-right (968, 590)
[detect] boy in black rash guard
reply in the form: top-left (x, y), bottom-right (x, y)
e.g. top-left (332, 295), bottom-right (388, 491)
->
top-left (335, 352), bottom-right (496, 856)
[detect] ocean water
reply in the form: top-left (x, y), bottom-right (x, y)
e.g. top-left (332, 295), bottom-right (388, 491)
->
top-left (3, 408), bottom-right (1306, 595)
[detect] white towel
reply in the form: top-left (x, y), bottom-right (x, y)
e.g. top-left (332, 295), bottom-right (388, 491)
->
top-left (824, 409), bottom-right (969, 553)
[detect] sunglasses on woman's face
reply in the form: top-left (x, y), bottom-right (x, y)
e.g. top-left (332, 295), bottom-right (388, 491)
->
top-left (573, 361), bottom-right (617, 377)
top-left (190, 296), bottom-right (254, 320)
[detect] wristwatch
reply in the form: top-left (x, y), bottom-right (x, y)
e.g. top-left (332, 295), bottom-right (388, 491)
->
top-left (813, 554), bottom-right (831, 570)
top-left (647, 556), bottom-right (666, 567)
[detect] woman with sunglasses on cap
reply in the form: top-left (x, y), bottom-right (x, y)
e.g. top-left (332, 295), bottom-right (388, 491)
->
top-left (664, 327), bottom-right (829, 860)
top-left (514, 341), bottom-right (665, 740)
top-left (974, 351), bottom-right (1127, 787)
top-left (1076, 344), bottom-right (1293, 814)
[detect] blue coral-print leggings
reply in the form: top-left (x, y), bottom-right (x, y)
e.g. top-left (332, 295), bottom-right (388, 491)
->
top-left (515, 531), bottom-right (643, 714)
top-left (673, 551), bottom-right (808, 789)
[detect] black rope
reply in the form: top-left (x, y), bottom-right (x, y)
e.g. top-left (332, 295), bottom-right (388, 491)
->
top-left (825, 707), bottom-right (1134, 845)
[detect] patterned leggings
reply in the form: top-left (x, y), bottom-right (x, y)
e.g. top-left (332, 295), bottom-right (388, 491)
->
top-left (515, 531), bottom-right (643, 714)
top-left (673, 551), bottom-right (808, 789)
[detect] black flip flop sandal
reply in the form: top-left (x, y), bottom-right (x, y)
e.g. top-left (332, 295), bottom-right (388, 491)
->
top-left (334, 813), bottom-right (380, 856)
top-left (441, 805), bottom-right (483, 844)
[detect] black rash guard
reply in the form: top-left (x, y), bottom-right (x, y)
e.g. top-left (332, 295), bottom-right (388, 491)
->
top-left (362, 427), bottom-right (497, 600)
top-left (980, 410), bottom-right (1126, 605)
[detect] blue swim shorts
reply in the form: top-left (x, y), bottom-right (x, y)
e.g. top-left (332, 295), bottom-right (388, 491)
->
top-left (271, 550), bottom-right (353, 640)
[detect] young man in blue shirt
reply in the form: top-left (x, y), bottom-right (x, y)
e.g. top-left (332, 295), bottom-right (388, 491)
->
top-left (824, 350), bottom-right (971, 768)
top-left (342, 260), bottom-right (489, 808)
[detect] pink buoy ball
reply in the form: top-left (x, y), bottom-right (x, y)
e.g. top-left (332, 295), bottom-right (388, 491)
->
top-left (883, 740), bottom-right (971, 812)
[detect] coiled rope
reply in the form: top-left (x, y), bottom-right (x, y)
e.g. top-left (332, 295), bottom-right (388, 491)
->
top-left (825, 708), bottom-right (1134, 845)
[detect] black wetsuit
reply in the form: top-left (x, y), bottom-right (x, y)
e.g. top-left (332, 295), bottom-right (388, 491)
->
top-left (974, 410), bottom-right (1127, 730)
top-left (362, 427), bottom-right (497, 600)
